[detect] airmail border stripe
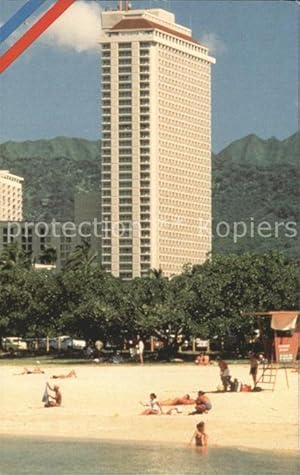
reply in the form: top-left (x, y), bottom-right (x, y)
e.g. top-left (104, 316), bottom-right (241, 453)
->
top-left (0, 0), bottom-right (47, 44)
top-left (0, 0), bottom-right (76, 74)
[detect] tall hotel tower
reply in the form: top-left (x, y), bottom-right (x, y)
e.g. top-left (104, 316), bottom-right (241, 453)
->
top-left (0, 170), bottom-right (23, 221)
top-left (100, 3), bottom-right (215, 278)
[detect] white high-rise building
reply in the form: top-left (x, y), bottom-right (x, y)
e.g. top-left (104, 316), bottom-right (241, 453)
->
top-left (0, 170), bottom-right (23, 221)
top-left (100, 4), bottom-right (215, 278)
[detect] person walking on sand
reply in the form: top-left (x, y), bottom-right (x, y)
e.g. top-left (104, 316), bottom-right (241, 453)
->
top-left (249, 352), bottom-right (259, 386)
top-left (216, 357), bottom-right (231, 391)
top-left (95, 340), bottom-right (104, 357)
top-left (189, 421), bottom-right (208, 447)
top-left (140, 393), bottom-right (163, 415)
top-left (44, 383), bottom-right (62, 407)
top-left (137, 336), bottom-right (145, 365)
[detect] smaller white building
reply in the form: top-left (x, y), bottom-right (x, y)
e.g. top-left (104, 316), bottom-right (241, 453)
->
top-left (0, 170), bottom-right (24, 221)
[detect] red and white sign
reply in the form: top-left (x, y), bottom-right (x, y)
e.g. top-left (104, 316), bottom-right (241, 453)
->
top-left (274, 335), bottom-right (299, 363)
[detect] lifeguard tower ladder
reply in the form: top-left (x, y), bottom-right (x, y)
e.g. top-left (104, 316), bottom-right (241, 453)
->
top-left (255, 360), bottom-right (278, 391)
top-left (255, 358), bottom-right (289, 392)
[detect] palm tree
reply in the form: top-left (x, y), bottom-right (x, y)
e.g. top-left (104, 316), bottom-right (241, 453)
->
top-left (148, 268), bottom-right (164, 280)
top-left (64, 239), bottom-right (98, 272)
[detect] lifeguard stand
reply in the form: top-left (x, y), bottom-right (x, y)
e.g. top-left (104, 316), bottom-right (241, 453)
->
top-left (243, 311), bottom-right (299, 391)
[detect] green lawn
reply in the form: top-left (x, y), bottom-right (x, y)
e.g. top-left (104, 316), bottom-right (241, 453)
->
top-left (0, 355), bottom-right (249, 366)
top-left (0, 356), bottom-right (90, 366)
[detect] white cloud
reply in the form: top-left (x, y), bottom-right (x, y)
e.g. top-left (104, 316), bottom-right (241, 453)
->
top-left (199, 32), bottom-right (227, 56)
top-left (41, 1), bottom-right (102, 53)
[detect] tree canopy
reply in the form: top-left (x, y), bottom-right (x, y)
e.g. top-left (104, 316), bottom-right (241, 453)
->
top-left (0, 247), bottom-right (299, 357)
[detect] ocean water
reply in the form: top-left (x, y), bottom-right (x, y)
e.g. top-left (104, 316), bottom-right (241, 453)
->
top-left (0, 436), bottom-right (299, 475)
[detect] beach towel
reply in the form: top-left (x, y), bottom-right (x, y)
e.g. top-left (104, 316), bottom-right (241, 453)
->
top-left (42, 384), bottom-right (49, 404)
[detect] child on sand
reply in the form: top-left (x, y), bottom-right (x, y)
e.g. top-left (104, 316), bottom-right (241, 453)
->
top-left (189, 421), bottom-right (208, 447)
top-left (140, 393), bottom-right (163, 415)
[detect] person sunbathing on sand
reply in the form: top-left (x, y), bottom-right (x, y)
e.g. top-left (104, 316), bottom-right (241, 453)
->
top-left (14, 367), bottom-right (44, 375)
top-left (44, 383), bottom-right (62, 407)
top-left (140, 393), bottom-right (163, 415)
top-left (188, 391), bottom-right (212, 415)
top-left (160, 394), bottom-right (195, 406)
top-left (195, 353), bottom-right (210, 366)
top-left (51, 370), bottom-right (77, 379)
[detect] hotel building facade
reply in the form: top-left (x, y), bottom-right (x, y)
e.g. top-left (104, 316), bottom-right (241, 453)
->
top-left (100, 7), bottom-right (215, 278)
top-left (0, 192), bottom-right (101, 271)
top-left (0, 170), bottom-right (23, 221)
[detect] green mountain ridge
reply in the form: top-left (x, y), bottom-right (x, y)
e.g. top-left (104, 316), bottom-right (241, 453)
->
top-left (0, 136), bottom-right (100, 161)
top-left (216, 132), bottom-right (299, 165)
top-left (0, 131), bottom-right (299, 258)
top-left (212, 131), bottom-right (299, 258)
top-left (0, 137), bottom-right (101, 222)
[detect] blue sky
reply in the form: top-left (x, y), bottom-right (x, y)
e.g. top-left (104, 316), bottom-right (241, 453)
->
top-left (0, 0), bottom-right (298, 152)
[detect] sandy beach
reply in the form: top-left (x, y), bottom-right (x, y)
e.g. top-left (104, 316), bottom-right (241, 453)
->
top-left (0, 363), bottom-right (299, 451)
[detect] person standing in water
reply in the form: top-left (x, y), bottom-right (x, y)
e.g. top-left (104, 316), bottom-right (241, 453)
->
top-left (189, 421), bottom-right (208, 447)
